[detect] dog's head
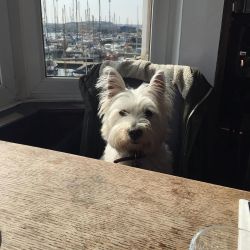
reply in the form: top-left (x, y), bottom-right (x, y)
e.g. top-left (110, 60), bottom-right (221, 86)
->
top-left (96, 66), bottom-right (173, 155)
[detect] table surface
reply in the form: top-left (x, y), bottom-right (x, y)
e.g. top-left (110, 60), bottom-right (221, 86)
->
top-left (1, 141), bottom-right (250, 250)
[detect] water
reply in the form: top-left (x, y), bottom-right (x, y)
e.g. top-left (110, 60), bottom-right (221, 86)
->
top-left (47, 68), bottom-right (77, 77)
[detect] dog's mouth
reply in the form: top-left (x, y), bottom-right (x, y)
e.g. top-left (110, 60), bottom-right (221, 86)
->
top-left (128, 140), bottom-right (152, 153)
top-left (126, 141), bottom-right (141, 153)
top-left (131, 141), bottom-right (139, 145)
top-left (129, 138), bottom-right (143, 146)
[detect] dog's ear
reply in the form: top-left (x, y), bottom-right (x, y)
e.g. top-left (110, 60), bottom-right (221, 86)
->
top-left (149, 70), bottom-right (166, 92)
top-left (148, 71), bottom-right (166, 97)
top-left (97, 66), bottom-right (126, 98)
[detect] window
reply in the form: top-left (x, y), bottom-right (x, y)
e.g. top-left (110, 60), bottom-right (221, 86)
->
top-left (0, 0), bottom-right (224, 108)
top-left (41, 0), bottom-right (144, 77)
top-left (4, 0), bottom-right (195, 104)
top-left (7, 0), bottom-right (151, 102)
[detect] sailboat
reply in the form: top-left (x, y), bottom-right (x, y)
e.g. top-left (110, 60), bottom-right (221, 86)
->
top-left (46, 59), bottom-right (58, 76)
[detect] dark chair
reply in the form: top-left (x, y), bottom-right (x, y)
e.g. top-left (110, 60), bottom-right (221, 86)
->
top-left (79, 60), bottom-right (213, 179)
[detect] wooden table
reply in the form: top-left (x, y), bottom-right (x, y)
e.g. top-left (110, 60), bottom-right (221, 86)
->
top-left (0, 141), bottom-right (250, 249)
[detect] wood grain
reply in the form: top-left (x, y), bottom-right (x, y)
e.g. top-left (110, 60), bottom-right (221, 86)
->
top-left (0, 141), bottom-right (250, 249)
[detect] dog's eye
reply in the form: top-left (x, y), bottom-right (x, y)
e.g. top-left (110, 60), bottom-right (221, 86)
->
top-left (119, 110), bottom-right (128, 116)
top-left (144, 109), bottom-right (153, 118)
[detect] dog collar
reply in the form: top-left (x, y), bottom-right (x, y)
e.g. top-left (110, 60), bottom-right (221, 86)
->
top-left (114, 152), bottom-right (146, 164)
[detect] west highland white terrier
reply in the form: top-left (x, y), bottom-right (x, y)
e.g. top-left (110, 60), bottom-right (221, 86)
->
top-left (96, 66), bottom-right (173, 173)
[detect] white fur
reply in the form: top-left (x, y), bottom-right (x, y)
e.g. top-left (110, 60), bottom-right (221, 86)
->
top-left (96, 66), bottom-right (173, 173)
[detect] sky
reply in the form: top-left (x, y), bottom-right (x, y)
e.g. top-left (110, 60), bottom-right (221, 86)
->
top-left (42, 0), bottom-right (143, 25)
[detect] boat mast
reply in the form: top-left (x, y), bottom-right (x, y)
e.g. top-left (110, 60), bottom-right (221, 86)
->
top-left (76, 0), bottom-right (78, 41)
top-left (42, 0), bottom-right (51, 59)
top-left (53, 0), bottom-right (58, 36)
top-left (98, 0), bottom-right (101, 42)
top-left (62, 4), bottom-right (67, 73)
top-left (42, 0), bottom-right (48, 37)
top-left (87, 0), bottom-right (90, 34)
top-left (62, 4), bottom-right (66, 58)
top-left (136, 5), bottom-right (139, 52)
top-left (109, 0), bottom-right (111, 23)
top-left (109, 0), bottom-right (111, 33)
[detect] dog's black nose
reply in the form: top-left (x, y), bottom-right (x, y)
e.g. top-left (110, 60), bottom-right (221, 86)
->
top-left (128, 128), bottom-right (143, 141)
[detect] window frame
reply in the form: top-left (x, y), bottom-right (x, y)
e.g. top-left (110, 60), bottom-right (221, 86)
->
top-left (5, 0), bottom-right (174, 103)
top-left (150, 0), bottom-right (184, 64)
top-left (16, 0), bottom-right (153, 102)
top-left (141, 0), bottom-right (153, 60)
top-left (0, 0), bottom-right (16, 108)
top-left (17, 0), bottom-right (81, 101)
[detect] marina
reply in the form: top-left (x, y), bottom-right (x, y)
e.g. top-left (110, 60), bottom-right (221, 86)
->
top-left (42, 0), bottom-right (143, 77)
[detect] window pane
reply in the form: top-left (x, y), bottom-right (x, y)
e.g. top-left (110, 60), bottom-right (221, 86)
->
top-left (41, 0), bottom-right (143, 77)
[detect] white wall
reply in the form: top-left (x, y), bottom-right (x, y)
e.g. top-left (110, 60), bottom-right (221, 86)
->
top-left (150, 0), bottom-right (224, 86)
top-left (179, 0), bottom-right (224, 85)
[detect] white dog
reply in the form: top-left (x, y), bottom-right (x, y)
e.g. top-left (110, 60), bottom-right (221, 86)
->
top-left (96, 66), bottom-right (173, 173)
